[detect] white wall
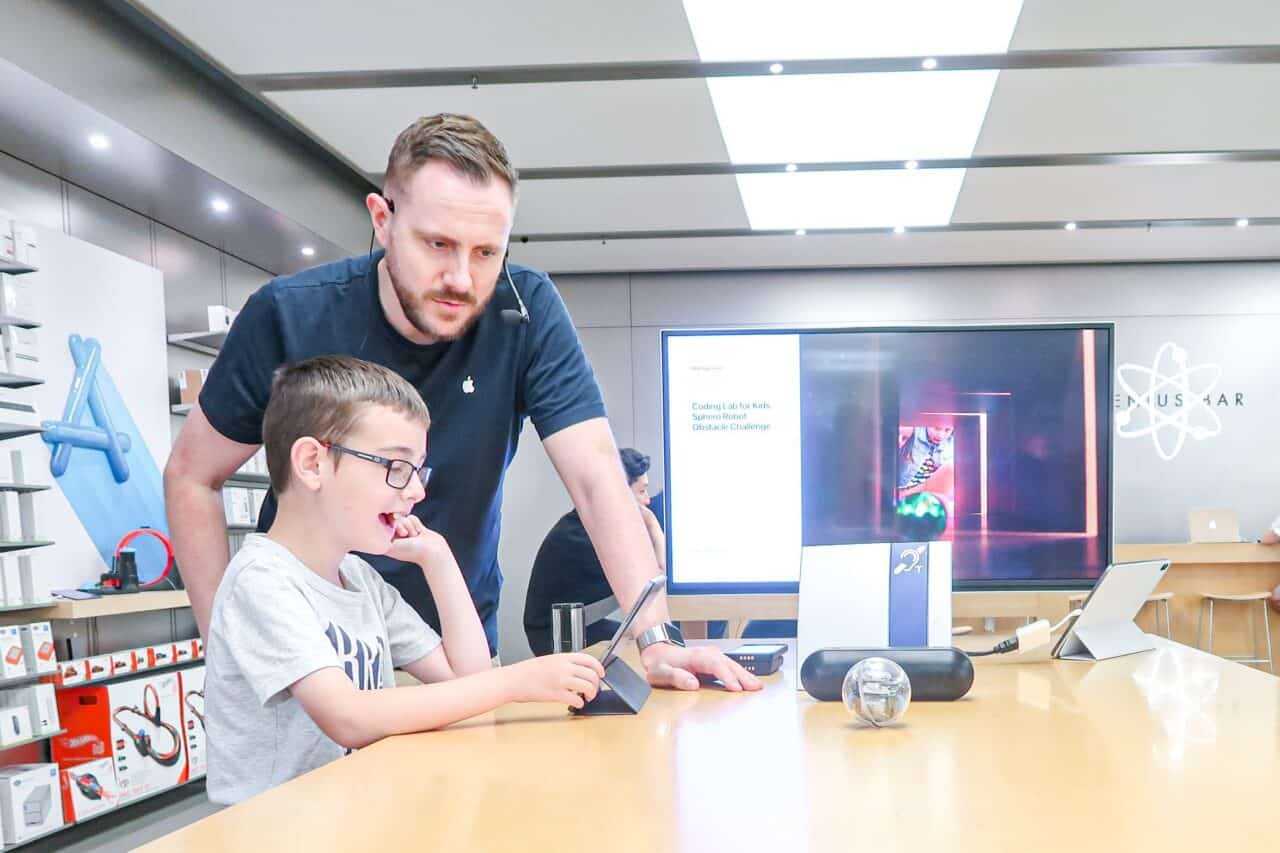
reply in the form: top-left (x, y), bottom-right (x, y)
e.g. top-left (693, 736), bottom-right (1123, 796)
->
top-left (496, 259), bottom-right (1280, 661)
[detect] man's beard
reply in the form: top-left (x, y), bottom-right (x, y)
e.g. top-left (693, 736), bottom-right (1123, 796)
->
top-left (387, 255), bottom-right (492, 342)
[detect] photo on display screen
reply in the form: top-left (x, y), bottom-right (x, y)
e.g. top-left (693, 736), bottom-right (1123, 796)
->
top-left (661, 324), bottom-right (1113, 593)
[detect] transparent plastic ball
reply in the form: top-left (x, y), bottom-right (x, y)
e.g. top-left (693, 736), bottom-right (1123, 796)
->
top-left (842, 657), bottom-right (911, 727)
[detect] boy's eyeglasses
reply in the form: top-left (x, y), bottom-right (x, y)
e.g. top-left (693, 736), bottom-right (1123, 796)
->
top-left (319, 441), bottom-right (432, 491)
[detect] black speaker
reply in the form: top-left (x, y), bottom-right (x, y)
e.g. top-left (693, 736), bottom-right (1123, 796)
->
top-left (800, 647), bottom-right (975, 701)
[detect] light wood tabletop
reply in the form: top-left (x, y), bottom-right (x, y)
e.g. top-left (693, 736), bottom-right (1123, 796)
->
top-left (140, 638), bottom-right (1279, 853)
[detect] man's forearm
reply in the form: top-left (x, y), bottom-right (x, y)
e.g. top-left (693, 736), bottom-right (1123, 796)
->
top-left (166, 479), bottom-right (231, 638)
top-left (575, 483), bottom-right (668, 634)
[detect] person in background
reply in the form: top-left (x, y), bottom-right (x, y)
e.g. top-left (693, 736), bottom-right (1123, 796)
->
top-left (524, 449), bottom-right (663, 655)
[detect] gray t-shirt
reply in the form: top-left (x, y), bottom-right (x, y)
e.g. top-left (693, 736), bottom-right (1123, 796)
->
top-left (206, 534), bottom-right (440, 805)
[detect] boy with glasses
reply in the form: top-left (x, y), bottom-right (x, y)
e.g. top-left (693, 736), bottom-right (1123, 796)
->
top-left (204, 355), bottom-right (603, 805)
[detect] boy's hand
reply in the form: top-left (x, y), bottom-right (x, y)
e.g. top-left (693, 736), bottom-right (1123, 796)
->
top-left (384, 514), bottom-right (451, 568)
top-left (502, 653), bottom-right (605, 709)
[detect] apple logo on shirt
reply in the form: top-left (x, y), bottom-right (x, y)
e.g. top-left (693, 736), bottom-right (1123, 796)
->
top-left (462, 376), bottom-right (475, 394)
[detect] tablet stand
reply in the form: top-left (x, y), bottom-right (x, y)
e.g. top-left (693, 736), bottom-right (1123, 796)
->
top-left (572, 657), bottom-right (651, 716)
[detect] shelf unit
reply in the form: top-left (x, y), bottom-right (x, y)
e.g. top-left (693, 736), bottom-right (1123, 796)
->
top-left (1, 775), bottom-right (207, 850)
top-left (0, 599), bottom-right (52, 613)
top-left (0, 482), bottom-right (48, 494)
top-left (0, 314), bottom-right (39, 331)
top-left (0, 260), bottom-right (36, 276)
top-left (0, 540), bottom-right (52, 554)
top-left (170, 403), bottom-right (192, 416)
top-left (0, 729), bottom-right (66, 754)
top-left (166, 330), bottom-right (226, 356)
top-left (53, 657), bottom-right (201, 691)
top-left (0, 373), bottom-right (41, 390)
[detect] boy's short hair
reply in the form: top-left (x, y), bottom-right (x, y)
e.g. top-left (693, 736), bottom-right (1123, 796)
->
top-left (262, 356), bottom-right (431, 494)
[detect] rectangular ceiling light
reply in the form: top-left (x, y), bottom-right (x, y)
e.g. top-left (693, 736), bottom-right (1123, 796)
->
top-left (683, 0), bottom-right (1024, 230)
top-left (682, 0), bottom-right (1025, 61)
top-left (736, 169), bottom-right (967, 230)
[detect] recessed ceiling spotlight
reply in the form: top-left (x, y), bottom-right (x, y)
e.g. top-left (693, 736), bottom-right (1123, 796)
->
top-left (769, 63), bottom-right (784, 74)
top-left (1236, 218), bottom-right (1250, 228)
top-left (301, 246), bottom-right (316, 257)
top-left (88, 133), bottom-right (110, 150)
top-left (785, 163), bottom-right (798, 172)
top-left (795, 228), bottom-right (807, 236)
top-left (210, 197), bottom-right (231, 214)
top-left (904, 160), bottom-right (918, 170)
top-left (922, 58), bottom-right (938, 70)
top-left (1064, 221), bottom-right (1077, 231)
top-left (893, 225), bottom-right (906, 234)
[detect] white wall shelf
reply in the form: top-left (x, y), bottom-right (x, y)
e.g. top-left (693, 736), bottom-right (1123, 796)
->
top-left (0, 424), bottom-right (43, 440)
top-left (0, 540), bottom-right (53, 554)
top-left (0, 482), bottom-right (49, 494)
top-left (226, 472), bottom-right (269, 488)
top-left (0, 314), bottom-right (40, 330)
top-left (0, 259), bottom-right (37, 276)
top-left (0, 372), bottom-right (42, 390)
top-left (0, 728), bottom-right (66, 754)
top-left (167, 330), bottom-right (226, 356)
top-left (170, 403), bottom-right (193, 416)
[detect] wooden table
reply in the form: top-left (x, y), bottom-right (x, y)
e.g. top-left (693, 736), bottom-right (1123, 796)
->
top-left (140, 638), bottom-right (1280, 852)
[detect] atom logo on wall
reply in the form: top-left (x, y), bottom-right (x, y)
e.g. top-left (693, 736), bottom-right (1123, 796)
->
top-left (1115, 342), bottom-right (1223, 461)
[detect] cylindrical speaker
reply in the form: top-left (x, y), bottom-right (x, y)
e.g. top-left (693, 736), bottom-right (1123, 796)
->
top-left (800, 647), bottom-right (975, 701)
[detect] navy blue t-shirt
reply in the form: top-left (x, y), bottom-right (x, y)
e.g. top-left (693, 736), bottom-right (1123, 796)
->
top-left (199, 251), bottom-right (606, 653)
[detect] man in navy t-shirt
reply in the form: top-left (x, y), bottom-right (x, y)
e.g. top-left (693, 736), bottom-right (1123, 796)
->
top-left (164, 113), bottom-right (758, 692)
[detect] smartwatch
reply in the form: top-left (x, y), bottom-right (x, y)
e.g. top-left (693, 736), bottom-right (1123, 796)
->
top-left (636, 622), bottom-right (686, 653)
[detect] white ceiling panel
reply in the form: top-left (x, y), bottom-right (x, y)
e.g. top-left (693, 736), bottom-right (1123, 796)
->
top-left (512, 226), bottom-right (1280, 274)
top-left (975, 66), bottom-right (1280, 154)
top-left (953, 163), bottom-right (1280, 223)
top-left (135, 0), bottom-right (697, 74)
top-left (267, 79), bottom-right (729, 173)
top-left (514, 175), bottom-right (747, 234)
top-left (1012, 0), bottom-right (1280, 49)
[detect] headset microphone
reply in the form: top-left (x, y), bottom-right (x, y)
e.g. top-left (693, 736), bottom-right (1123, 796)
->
top-left (500, 254), bottom-right (530, 327)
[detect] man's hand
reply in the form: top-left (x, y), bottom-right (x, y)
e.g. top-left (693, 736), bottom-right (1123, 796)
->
top-left (639, 642), bottom-right (763, 692)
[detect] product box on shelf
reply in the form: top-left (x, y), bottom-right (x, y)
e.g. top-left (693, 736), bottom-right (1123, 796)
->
top-left (52, 659), bottom-right (87, 687)
top-left (7, 684), bottom-right (58, 736)
top-left (85, 655), bottom-right (113, 682)
top-left (60, 756), bottom-right (120, 822)
top-left (0, 217), bottom-right (14, 263)
top-left (17, 555), bottom-right (39, 604)
top-left (2, 326), bottom-right (39, 380)
top-left (19, 622), bottom-right (56, 675)
top-left (108, 649), bottom-right (137, 677)
top-left (0, 764), bottom-right (62, 845)
top-left (147, 644), bottom-right (175, 669)
top-left (0, 626), bottom-right (26, 678)
top-left (12, 226), bottom-right (37, 269)
top-left (0, 493), bottom-right (20, 543)
top-left (0, 557), bottom-right (22, 607)
top-left (0, 274), bottom-right (35, 319)
top-left (53, 671), bottom-right (188, 805)
top-left (176, 368), bottom-right (209, 405)
top-left (179, 666), bottom-right (206, 778)
top-left (193, 638), bottom-right (204, 659)
top-left (0, 704), bottom-right (33, 747)
top-left (171, 643), bottom-right (193, 665)
top-left (206, 305), bottom-right (237, 332)
top-left (129, 648), bottom-right (153, 674)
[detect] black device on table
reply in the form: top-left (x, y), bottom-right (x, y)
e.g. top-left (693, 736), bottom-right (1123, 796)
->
top-left (725, 643), bottom-right (787, 675)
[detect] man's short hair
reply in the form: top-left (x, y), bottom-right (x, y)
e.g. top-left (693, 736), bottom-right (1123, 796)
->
top-left (384, 113), bottom-right (518, 199)
top-left (619, 448), bottom-right (650, 484)
top-left (262, 356), bottom-right (431, 494)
